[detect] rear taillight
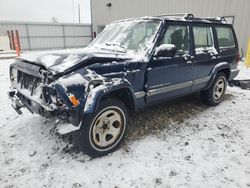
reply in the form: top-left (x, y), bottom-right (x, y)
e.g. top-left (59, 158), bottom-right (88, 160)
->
top-left (236, 53), bottom-right (240, 64)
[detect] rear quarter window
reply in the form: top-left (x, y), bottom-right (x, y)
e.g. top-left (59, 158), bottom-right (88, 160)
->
top-left (216, 27), bottom-right (235, 48)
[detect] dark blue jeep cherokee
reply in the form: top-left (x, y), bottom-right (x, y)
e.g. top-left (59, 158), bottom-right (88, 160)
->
top-left (8, 14), bottom-right (240, 157)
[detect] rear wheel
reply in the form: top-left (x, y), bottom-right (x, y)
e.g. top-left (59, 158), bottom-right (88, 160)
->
top-left (201, 72), bottom-right (227, 106)
top-left (75, 98), bottom-right (128, 157)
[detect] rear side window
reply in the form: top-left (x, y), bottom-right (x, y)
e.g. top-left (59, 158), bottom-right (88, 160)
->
top-left (216, 27), bottom-right (235, 48)
top-left (193, 26), bottom-right (214, 52)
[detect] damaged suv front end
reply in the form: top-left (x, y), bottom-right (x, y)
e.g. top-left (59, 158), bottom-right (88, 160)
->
top-left (8, 59), bottom-right (90, 130)
top-left (8, 51), bottom-right (134, 133)
top-left (8, 17), bottom-right (162, 156)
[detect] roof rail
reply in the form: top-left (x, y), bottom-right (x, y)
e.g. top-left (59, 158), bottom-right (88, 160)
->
top-left (155, 13), bottom-right (195, 20)
top-left (156, 13), bottom-right (188, 17)
top-left (201, 16), bottom-right (226, 22)
top-left (154, 14), bottom-right (230, 23)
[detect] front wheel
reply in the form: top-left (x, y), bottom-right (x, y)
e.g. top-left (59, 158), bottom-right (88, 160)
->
top-left (75, 98), bottom-right (128, 157)
top-left (201, 72), bottom-right (227, 106)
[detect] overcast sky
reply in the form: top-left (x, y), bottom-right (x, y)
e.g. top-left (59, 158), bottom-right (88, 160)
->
top-left (0, 0), bottom-right (91, 23)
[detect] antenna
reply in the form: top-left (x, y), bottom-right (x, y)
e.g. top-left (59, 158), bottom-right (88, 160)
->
top-left (72, 0), bottom-right (75, 23)
top-left (78, 3), bottom-right (81, 23)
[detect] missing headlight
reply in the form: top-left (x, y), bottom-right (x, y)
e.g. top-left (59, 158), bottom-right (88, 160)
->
top-left (10, 68), bottom-right (18, 82)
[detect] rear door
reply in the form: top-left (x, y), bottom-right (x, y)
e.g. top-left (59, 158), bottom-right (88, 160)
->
top-left (146, 22), bottom-right (194, 104)
top-left (191, 25), bottom-right (219, 90)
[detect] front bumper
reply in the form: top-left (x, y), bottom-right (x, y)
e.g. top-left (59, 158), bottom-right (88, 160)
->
top-left (8, 89), bottom-right (82, 134)
top-left (8, 89), bottom-right (53, 116)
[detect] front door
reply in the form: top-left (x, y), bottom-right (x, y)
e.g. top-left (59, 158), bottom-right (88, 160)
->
top-left (146, 23), bottom-right (194, 104)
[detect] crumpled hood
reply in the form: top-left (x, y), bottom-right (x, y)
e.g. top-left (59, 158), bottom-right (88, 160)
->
top-left (17, 47), bottom-right (132, 75)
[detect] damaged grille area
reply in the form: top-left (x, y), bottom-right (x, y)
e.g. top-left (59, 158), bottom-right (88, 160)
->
top-left (15, 69), bottom-right (66, 110)
top-left (18, 71), bottom-right (42, 96)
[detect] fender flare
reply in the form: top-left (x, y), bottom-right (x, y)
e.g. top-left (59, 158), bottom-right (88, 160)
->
top-left (83, 79), bottom-right (137, 114)
top-left (204, 62), bottom-right (230, 90)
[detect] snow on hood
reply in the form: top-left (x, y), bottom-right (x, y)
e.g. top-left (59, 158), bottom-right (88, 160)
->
top-left (56, 68), bottom-right (105, 91)
top-left (17, 47), bottom-right (134, 74)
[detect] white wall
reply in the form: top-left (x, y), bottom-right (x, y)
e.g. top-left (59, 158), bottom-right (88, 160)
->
top-left (0, 36), bottom-right (10, 51)
top-left (91, 0), bottom-right (250, 54)
top-left (0, 21), bottom-right (92, 51)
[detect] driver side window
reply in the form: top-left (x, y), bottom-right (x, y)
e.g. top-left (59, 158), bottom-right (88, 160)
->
top-left (160, 25), bottom-right (189, 55)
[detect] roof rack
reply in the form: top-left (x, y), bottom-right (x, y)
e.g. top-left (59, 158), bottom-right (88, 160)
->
top-left (156, 13), bottom-right (194, 19)
top-left (155, 13), bottom-right (229, 23)
top-left (156, 13), bottom-right (188, 17)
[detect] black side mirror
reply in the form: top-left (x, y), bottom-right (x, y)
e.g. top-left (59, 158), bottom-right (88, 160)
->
top-left (154, 44), bottom-right (177, 58)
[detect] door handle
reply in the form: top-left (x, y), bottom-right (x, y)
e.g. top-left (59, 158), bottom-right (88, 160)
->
top-left (185, 55), bottom-right (195, 64)
top-left (184, 55), bottom-right (195, 60)
top-left (211, 55), bottom-right (220, 60)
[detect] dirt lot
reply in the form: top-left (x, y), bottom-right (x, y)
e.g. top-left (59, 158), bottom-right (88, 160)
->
top-left (0, 59), bottom-right (250, 188)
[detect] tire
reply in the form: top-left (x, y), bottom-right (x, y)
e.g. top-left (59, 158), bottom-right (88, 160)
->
top-left (201, 72), bottom-right (227, 106)
top-left (75, 98), bottom-right (128, 157)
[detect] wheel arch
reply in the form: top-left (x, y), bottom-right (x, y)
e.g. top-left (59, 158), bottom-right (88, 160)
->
top-left (101, 87), bottom-right (136, 112)
top-left (217, 68), bottom-right (230, 80)
top-left (84, 81), bottom-right (137, 114)
top-left (204, 62), bottom-right (231, 90)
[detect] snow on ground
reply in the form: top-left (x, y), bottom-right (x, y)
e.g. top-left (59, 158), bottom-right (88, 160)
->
top-left (0, 59), bottom-right (250, 188)
top-left (236, 60), bottom-right (250, 80)
top-left (0, 53), bottom-right (17, 59)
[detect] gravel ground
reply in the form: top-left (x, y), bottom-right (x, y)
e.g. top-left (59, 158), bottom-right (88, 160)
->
top-left (0, 59), bottom-right (250, 188)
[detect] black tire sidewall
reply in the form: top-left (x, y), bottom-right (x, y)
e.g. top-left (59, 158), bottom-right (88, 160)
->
top-left (211, 73), bottom-right (227, 104)
top-left (76, 98), bottom-right (128, 157)
top-left (201, 72), bottom-right (227, 106)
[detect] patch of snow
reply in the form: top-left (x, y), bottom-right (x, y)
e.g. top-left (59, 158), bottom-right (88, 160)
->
top-left (83, 77), bottom-right (126, 112)
top-left (1, 53), bottom-right (250, 188)
top-left (0, 53), bottom-right (16, 59)
top-left (56, 121), bottom-right (81, 135)
top-left (57, 72), bottom-right (88, 89)
top-left (50, 54), bottom-right (82, 72)
top-left (155, 44), bottom-right (176, 55)
top-left (84, 84), bottom-right (107, 112)
top-left (235, 61), bottom-right (250, 80)
top-left (57, 68), bottom-right (105, 92)
top-left (39, 54), bottom-right (62, 67)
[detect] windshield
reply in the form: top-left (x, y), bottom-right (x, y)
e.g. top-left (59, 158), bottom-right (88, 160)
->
top-left (89, 20), bottom-right (161, 56)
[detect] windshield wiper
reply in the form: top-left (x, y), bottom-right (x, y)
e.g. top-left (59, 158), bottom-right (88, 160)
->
top-left (105, 42), bottom-right (127, 53)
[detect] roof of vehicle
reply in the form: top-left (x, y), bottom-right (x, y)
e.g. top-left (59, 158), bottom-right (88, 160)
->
top-left (114, 13), bottom-right (232, 25)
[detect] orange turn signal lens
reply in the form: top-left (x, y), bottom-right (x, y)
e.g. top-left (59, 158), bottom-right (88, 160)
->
top-left (69, 95), bottom-right (79, 107)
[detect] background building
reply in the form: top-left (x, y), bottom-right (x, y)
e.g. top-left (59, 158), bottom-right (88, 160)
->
top-left (91, 0), bottom-right (250, 54)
